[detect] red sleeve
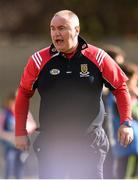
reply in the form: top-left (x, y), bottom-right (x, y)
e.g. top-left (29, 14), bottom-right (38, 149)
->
top-left (112, 83), bottom-right (132, 124)
top-left (20, 56), bottom-right (40, 91)
top-left (101, 53), bottom-right (132, 123)
top-left (15, 86), bottom-right (34, 136)
top-left (15, 48), bottom-right (51, 136)
top-left (101, 54), bottom-right (132, 123)
top-left (101, 53), bottom-right (128, 89)
top-left (15, 56), bottom-right (38, 136)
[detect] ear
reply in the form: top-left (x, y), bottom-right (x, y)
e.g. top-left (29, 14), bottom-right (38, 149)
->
top-left (75, 26), bottom-right (80, 35)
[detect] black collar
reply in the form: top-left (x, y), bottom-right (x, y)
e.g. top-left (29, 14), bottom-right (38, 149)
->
top-left (50, 36), bottom-right (88, 55)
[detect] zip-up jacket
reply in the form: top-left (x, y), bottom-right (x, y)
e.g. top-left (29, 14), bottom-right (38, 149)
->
top-left (15, 36), bottom-right (132, 137)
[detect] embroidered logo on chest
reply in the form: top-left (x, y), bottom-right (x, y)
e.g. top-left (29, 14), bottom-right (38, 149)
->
top-left (50, 69), bottom-right (60, 75)
top-left (80, 64), bottom-right (90, 77)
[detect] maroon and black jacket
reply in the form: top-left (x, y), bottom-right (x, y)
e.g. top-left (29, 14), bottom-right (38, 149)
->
top-left (15, 36), bottom-right (131, 138)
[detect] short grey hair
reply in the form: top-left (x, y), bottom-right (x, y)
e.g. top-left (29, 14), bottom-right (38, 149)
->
top-left (53, 10), bottom-right (80, 27)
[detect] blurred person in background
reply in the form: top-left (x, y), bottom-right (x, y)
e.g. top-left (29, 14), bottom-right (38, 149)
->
top-left (102, 44), bottom-right (126, 178)
top-left (15, 10), bottom-right (133, 179)
top-left (103, 44), bottom-right (126, 66)
top-left (104, 46), bottom-right (138, 179)
top-left (0, 91), bottom-right (36, 179)
top-left (115, 63), bottom-right (138, 179)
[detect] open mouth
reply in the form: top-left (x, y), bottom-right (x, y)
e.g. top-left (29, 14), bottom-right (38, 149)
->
top-left (55, 39), bottom-right (64, 45)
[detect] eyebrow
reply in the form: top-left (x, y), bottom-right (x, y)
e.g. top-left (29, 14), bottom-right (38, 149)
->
top-left (50, 25), bottom-right (66, 28)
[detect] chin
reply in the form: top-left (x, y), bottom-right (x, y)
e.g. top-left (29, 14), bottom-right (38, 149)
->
top-left (57, 48), bottom-right (66, 52)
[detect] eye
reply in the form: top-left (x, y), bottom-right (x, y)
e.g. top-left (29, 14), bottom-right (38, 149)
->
top-left (50, 26), bottom-right (55, 31)
top-left (59, 26), bottom-right (66, 31)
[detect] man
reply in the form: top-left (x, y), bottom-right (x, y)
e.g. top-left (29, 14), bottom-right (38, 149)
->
top-left (15, 10), bottom-right (133, 179)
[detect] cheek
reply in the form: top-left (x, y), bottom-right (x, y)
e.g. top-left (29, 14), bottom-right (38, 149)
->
top-left (62, 32), bottom-right (69, 39)
top-left (50, 32), bottom-right (54, 39)
top-left (67, 32), bottom-right (75, 41)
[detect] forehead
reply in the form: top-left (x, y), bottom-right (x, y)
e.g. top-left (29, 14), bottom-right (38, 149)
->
top-left (50, 15), bottom-right (71, 27)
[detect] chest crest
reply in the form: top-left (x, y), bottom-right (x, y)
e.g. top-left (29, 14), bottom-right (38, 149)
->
top-left (80, 64), bottom-right (90, 77)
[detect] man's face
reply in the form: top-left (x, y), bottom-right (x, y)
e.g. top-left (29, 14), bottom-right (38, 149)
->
top-left (50, 15), bottom-right (79, 53)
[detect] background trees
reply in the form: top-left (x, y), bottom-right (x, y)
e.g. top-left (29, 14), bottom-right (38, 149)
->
top-left (0, 0), bottom-right (138, 39)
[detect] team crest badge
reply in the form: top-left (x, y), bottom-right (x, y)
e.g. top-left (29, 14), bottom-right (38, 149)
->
top-left (80, 64), bottom-right (90, 77)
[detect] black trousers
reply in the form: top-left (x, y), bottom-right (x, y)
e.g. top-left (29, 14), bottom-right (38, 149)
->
top-left (33, 127), bottom-right (109, 179)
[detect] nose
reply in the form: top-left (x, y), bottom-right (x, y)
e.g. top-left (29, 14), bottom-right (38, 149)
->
top-left (53, 29), bottom-right (61, 36)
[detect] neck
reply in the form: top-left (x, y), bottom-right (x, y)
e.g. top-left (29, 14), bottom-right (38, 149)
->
top-left (64, 40), bottom-right (78, 54)
top-left (61, 42), bottom-right (78, 59)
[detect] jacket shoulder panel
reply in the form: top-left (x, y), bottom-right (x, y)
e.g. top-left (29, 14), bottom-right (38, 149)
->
top-left (20, 47), bottom-right (51, 90)
top-left (82, 44), bottom-right (106, 71)
top-left (82, 44), bottom-right (128, 89)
